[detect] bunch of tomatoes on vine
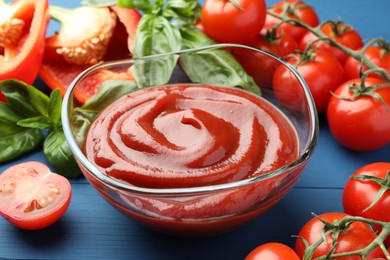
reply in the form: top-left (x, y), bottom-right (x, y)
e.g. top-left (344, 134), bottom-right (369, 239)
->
top-left (202, 0), bottom-right (390, 153)
top-left (201, 0), bottom-right (390, 259)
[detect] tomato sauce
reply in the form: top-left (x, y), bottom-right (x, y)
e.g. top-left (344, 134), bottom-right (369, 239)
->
top-left (84, 84), bottom-right (299, 188)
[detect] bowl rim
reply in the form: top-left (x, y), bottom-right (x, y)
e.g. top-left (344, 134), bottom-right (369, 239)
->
top-left (61, 43), bottom-right (319, 194)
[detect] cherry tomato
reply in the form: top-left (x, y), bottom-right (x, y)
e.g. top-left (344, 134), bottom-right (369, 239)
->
top-left (295, 212), bottom-right (384, 259)
top-left (299, 21), bottom-right (363, 64)
top-left (343, 162), bottom-right (390, 245)
top-left (246, 242), bottom-right (300, 260)
top-left (273, 49), bottom-right (346, 113)
top-left (250, 28), bottom-right (298, 58)
top-left (327, 78), bottom-right (390, 151)
top-left (0, 161), bottom-right (72, 230)
top-left (266, 0), bottom-right (319, 42)
top-left (234, 28), bottom-right (298, 88)
top-left (201, 0), bottom-right (266, 44)
top-left (0, 0), bottom-right (49, 88)
top-left (344, 45), bottom-right (390, 80)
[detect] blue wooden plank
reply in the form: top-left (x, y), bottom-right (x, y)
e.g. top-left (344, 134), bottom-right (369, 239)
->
top-left (0, 185), bottom-right (343, 260)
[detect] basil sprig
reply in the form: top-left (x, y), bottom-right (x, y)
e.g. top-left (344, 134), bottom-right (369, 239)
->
top-left (117, 0), bottom-right (200, 88)
top-left (117, 0), bottom-right (260, 94)
top-left (0, 80), bottom-right (80, 177)
top-left (0, 79), bottom-right (139, 177)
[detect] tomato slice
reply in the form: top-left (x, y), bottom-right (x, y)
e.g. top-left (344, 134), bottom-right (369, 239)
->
top-left (39, 6), bottom-right (141, 103)
top-left (0, 0), bottom-right (49, 84)
top-left (0, 161), bottom-right (71, 230)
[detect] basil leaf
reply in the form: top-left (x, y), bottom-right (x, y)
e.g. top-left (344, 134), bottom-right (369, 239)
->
top-left (117, 0), bottom-right (153, 13)
top-left (49, 89), bottom-right (62, 125)
top-left (0, 102), bottom-right (24, 123)
top-left (81, 0), bottom-right (117, 6)
top-left (0, 128), bottom-right (44, 163)
top-left (0, 118), bottom-right (24, 137)
top-left (131, 14), bottom-right (181, 88)
top-left (0, 80), bottom-right (43, 117)
top-left (179, 26), bottom-right (261, 96)
top-left (18, 116), bottom-right (52, 129)
top-left (70, 113), bottom-right (93, 148)
top-left (44, 129), bottom-right (82, 178)
top-left (164, 0), bottom-right (201, 24)
top-left (82, 80), bottom-right (138, 111)
top-left (180, 25), bottom-right (216, 49)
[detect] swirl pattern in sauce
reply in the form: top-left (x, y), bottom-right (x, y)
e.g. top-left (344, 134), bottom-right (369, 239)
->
top-left (84, 84), bottom-right (298, 188)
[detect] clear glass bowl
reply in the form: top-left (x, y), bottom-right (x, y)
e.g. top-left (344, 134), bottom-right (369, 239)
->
top-left (62, 44), bottom-right (318, 237)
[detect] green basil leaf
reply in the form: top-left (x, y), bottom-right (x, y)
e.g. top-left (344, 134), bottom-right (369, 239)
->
top-left (180, 25), bottom-right (216, 49)
top-left (18, 116), bottom-right (52, 129)
top-left (70, 113), bottom-right (93, 148)
top-left (180, 50), bottom-right (261, 95)
top-left (11, 80), bottom-right (50, 117)
top-left (164, 0), bottom-right (201, 24)
top-left (81, 0), bottom-right (117, 6)
top-left (0, 128), bottom-right (44, 163)
top-left (0, 102), bottom-right (24, 123)
top-left (0, 80), bottom-right (42, 117)
top-left (49, 89), bottom-right (62, 125)
top-left (179, 27), bottom-right (261, 96)
top-left (82, 80), bottom-right (138, 111)
top-left (117, 0), bottom-right (153, 13)
top-left (131, 14), bottom-right (181, 88)
top-left (0, 118), bottom-right (24, 137)
top-left (43, 129), bottom-right (82, 178)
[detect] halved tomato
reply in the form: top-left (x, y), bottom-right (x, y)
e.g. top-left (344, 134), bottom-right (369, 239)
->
top-left (0, 161), bottom-right (71, 230)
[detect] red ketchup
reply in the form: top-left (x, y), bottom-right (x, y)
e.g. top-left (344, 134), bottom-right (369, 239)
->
top-left (84, 84), bottom-right (300, 236)
top-left (84, 84), bottom-right (299, 188)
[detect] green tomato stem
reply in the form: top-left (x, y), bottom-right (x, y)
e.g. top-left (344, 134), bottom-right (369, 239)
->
top-left (305, 215), bottom-right (390, 259)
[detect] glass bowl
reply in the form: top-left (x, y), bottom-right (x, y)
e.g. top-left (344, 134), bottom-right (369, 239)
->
top-left (62, 44), bottom-right (318, 237)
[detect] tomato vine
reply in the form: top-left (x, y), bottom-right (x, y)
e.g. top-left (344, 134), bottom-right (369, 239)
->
top-left (268, 8), bottom-right (390, 83)
top-left (299, 213), bottom-right (390, 259)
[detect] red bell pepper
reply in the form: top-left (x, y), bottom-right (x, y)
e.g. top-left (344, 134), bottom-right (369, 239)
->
top-left (0, 0), bottom-right (49, 101)
top-left (39, 5), bottom-right (141, 103)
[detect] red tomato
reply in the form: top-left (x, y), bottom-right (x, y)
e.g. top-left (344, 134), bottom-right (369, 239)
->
top-left (299, 21), bottom-right (363, 64)
top-left (249, 28), bottom-right (298, 58)
top-left (0, 161), bottom-right (72, 230)
top-left (273, 49), bottom-right (346, 113)
top-left (0, 0), bottom-right (49, 84)
top-left (246, 242), bottom-right (300, 260)
top-left (234, 29), bottom-right (298, 88)
top-left (266, 0), bottom-right (319, 42)
top-left (327, 78), bottom-right (390, 151)
top-left (39, 6), bottom-right (141, 103)
top-left (344, 45), bottom-right (390, 80)
top-left (343, 162), bottom-right (390, 222)
top-left (295, 212), bottom-right (384, 259)
top-left (201, 0), bottom-right (266, 44)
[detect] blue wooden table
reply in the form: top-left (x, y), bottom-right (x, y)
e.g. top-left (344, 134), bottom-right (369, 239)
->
top-left (1, 0), bottom-right (390, 259)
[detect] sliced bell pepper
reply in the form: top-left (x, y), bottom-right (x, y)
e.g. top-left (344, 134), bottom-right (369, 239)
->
top-left (0, 0), bottom-right (49, 85)
top-left (39, 5), bottom-right (141, 103)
